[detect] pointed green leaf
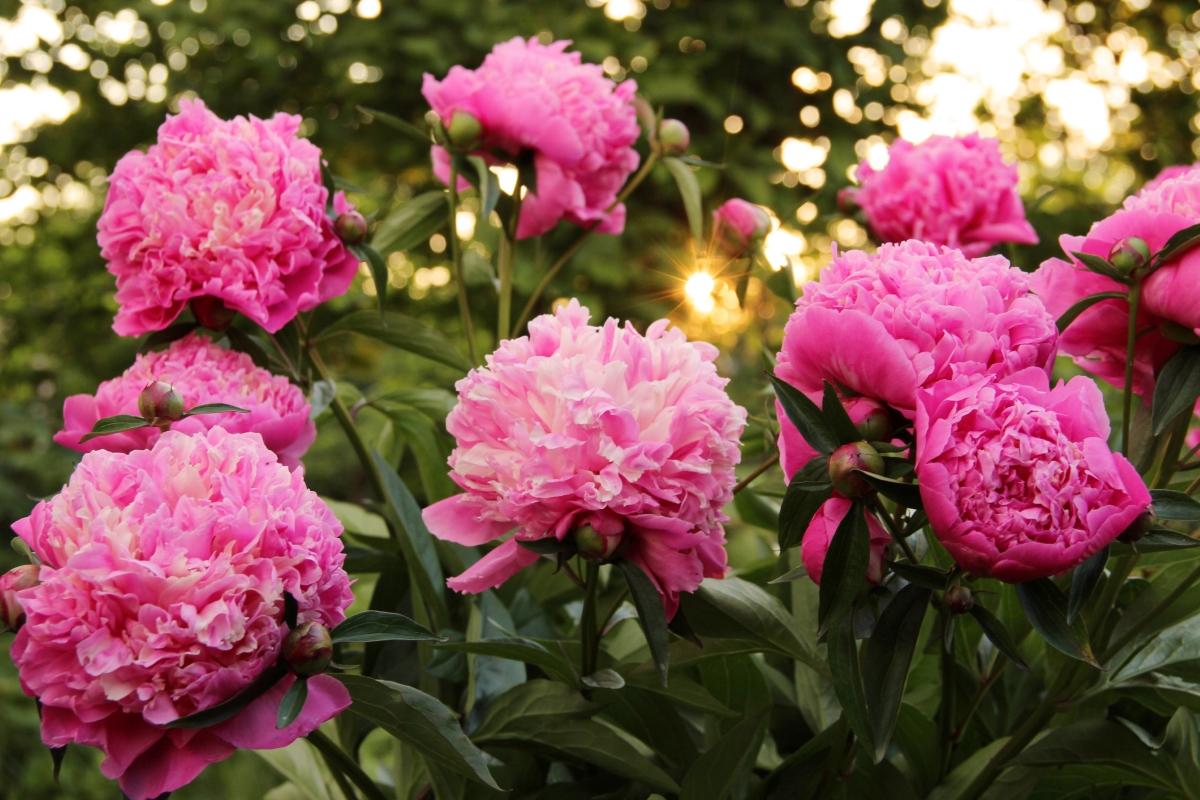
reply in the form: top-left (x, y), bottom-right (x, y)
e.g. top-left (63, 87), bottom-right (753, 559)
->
top-left (828, 612), bottom-right (875, 757)
top-left (79, 414), bottom-right (152, 443)
top-left (225, 327), bottom-right (272, 369)
top-left (822, 380), bottom-right (862, 445)
top-left (371, 399), bottom-right (457, 502)
top-left (330, 611), bottom-right (444, 644)
top-left (517, 537), bottom-right (576, 555)
top-left (886, 561), bottom-right (950, 591)
top-left (1151, 345), bottom-right (1200, 435)
top-left (167, 663), bottom-right (289, 729)
top-left (1056, 291), bottom-right (1128, 333)
top-left (679, 707), bottom-right (769, 800)
top-left (318, 311), bottom-right (470, 373)
top-left (818, 501), bottom-right (870, 633)
top-left (1150, 488), bottom-right (1200, 521)
top-left (468, 156), bottom-right (500, 221)
top-left (779, 486), bottom-right (832, 555)
top-left (1014, 719), bottom-right (1178, 791)
top-left (768, 372), bottom-right (840, 455)
top-left (435, 638), bottom-right (578, 686)
top-left (182, 403), bottom-right (251, 417)
top-left (356, 106), bottom-right (431, 143)
top-left (968, 603), bottom-right (1032, 673)
top-left (662, 156), bottom-right (703, 250)
top-left (855, 471), bottom-right (923, 509)
top-left (1152, 221), bottom-right (1200, 268)
top-left (352, 243), bottom-right (389, 320)
top-left (1017, 578), bottom-right (1098, 666)
top-left (616, 558), bottom-right (671, 686)
top-left (277, 676), bottom-right (308, 730)
top-left (1069, 545), bottom-right (1109, 624)
top-left (1070, 251), bottom-right (1128, 282)
top-left (370, 190), bottom-right (447, 255)
top-left (1112, 528), bottom-right (1200, 554)
top-left (863, 585), bottom-right (931, 762)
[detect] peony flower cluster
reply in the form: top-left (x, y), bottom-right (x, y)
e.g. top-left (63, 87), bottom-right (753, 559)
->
top-left (55, 333), bottom-right (315, 468)
top-left (423, 300), bottom-right (746, 618)
top-left (915, 370), bottom-right (1151, 583)
top-left (712, 198), bottom-right (770, 257)
top-left (801, 498), bottom-right (891, 586)
top-left (98, 99), bottom-right (360, 337)
top-left (848, 134), bottom-right (1039, 257)
top-left (9, 429), bottom-right (353, 800)
top-left (422, 37), bottom-right (641, 239)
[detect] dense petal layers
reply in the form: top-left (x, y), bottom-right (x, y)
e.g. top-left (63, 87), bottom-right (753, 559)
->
top-left (10, 429), bottom-right (353, 799)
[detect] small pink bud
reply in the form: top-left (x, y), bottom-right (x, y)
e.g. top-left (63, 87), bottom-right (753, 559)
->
top-left (837, 186), bottom-right (859, 215)
top-left (828, 442), bottom-right (885, 499)
top-left (1, 565), bottom-right (39, 632)
top-left (574, 525), bottom-right (625, 562)
top-left (656, 119), bottom-right (690, 156)
top-left (447, 110), bottom-right (483, 150)
top-left (1109, 236), bottom-right (1150, 276)
top-left (945, 585), bottom-right (974, 614)
top-left (190, 296), bottom-right (237, 331)
top-left (281, 620), bottom-right (333, 677)
top-left (138, 381), bottom-right (185, 424)
top-left (1117, 509), bottom-right (1155, 544)
top-left (334, 210), bottom-right (368, 245)
top-left (844, 397), bottom-right (893, 443)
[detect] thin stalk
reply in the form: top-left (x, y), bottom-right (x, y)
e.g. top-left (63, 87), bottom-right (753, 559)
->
top-left (951, 657), bottom-right (1008, 742)
top-left (1100, 559), bottom-right (1200, 664)
top-left (496, 191), bottom-right (523, 341)
top-left (511, 151), bottom-right (659, 337)
top-left (447, 164), bottom-right (479, 366)
top-left (580, 560), bottom-right (601, 678)
top-left (307, 729), bottom-right (390, 800)
top-left (732, 452), bottom-right (780, 494)
top-left (1188, 470), bottom-right (1200, 495)
top-left (939, 607), bottom-right (957, 775)
top-left (1122, 281), bottom-right (1142, 457)
top-left (870, 497), bottom-right (920, 563)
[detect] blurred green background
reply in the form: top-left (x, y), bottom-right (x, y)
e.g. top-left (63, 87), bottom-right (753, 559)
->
top-left (2, 0), bottom-right (1200, 795)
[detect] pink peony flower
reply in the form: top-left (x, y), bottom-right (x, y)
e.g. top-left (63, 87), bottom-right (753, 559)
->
top-left (98, 99), bottom-right (360, 337)
top-left (10, 429), bottom-right (353, 800)
top-left (712, 199), bottom-right (770, 257)
top-left (915, 369), bottom-right (1151, 583)
top-left (851, 134), bottom-right (1038, 257)
top-left (54, 333), bottom-right (315, 469)
top-left (421, 299), bottom-right (746, 618)
top-left (775, 240), bottom-right (1058, 431)
top-left (422, 37), bottom-right (641, 239)
top-left (800, 498), bottom-right (891, 586)
top-left (1140, 162), bottom-right (1199, 195)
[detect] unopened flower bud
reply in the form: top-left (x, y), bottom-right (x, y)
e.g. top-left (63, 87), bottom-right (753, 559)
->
top-left (447, 110), bottom-right (483, 150)
top-left (1, 565), bottom-right (39, 632)
top-left (656, 119), bottom-right (690, 156)
top-left (282, 620), bottom-right (333, 677)
top-left (837, 186), bottom-right (859, 215)
top-left (1117, 509), bottom-right (1155, 544)
top-left (334, 210), bottom-right (368, 245)
top-left (574, 524), bottom-right (625, 562)
top-left (190, 296), bottom-right (237, 331)
top-left (1109, 237), bottom-right (1151, 276)
top-left (845, 397), bottom-right (893, 443)
top-left (828, 442), bottom-right (885, 499)
top-left (945, 585), bottom-right (974, 615)
top-left (138, 381), bottom-right (185, 424)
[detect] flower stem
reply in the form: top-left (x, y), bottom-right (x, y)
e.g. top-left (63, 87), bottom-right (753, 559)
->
top-left (496, 191), bottom-right (522, 343)
top-left (511, 151), bottom-right (659, 338)
top-left (580, 560), bottom-right (601, 679)
top-left (732, 452), bottom-right (780, 494)
top-left (307, 728), bottom-right (390, 800)
top-left (939, 606), bottom-right (957, 775)
top-left (1122, 281), bottom-right (1142, 458)
top-left (447, 165), bottom-right (479, 366)
top-left (951, 657), bottom-right (1008, 742)
top-left (870, 497), bottom-right (920, 563)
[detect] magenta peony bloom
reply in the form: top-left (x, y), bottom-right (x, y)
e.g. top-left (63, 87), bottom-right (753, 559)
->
top-left (1140, 162), bottom-right (1199, 195)
top-left (850, 134), bottom-right (1038, 257)
top-left (915, 369), bottom-right (1151, 583)
top-left (98, 99), bottom-right (360, 337)
top-left (422, 37), bottom-right (641, 239)
top-left (800, 498), bottom-right (891, 586)
top-left (421, 299), bottom-right (746, 618)
top-left (712, 199), bottom-right (770, 257)
top-left (55, 333), bottom-right (315, 469)
top-left (9, 429), bottom-right (353, 800)
top-left (775, 240), bottom-right (1058, 428)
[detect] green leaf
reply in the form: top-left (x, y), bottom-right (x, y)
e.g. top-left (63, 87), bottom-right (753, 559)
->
top-left (969, 603), bottom-right (1033, 673)
top-left (592, 685), bottom-right (700, 771)
top-left (335, 674), bottom-right (499, 789)
top-left (320, 160), bottom-right (338, 216)
top-left (821, 380), bottom-right (862, 445)
top-left (927, 737), bottom-right (1012, 800)
top-left (356, 106), bottom-right (431, 143)
top-left (1017, 578), bottom-right (1098, 666)
top-left (330, 611), bottom-right (444, 644)
top-left (351, 243), bottom-right (389, 320)
top-left (167, 664), bottom-right (288, 729)
top-left (1152, 345), bottom-right (1200, 435)
top-left (828, 612), bottom-right (875, 757)
top-left (468, 156), bottom-right (500, 221)
top-left (435, 638), bottom-right (578, 686)
top-left (855, 471), bottom-right (923, 509)
top-left (139, 321), bottom-right (200, 352)
top-left (1151, 488), bottom-right (1200, 521)
top-left (517, 537), bottom-right (576, 555)
top-left (341, 546), bottom-right (397, 573)
top-left (1070, 251), bottom-right (1128, 282)
top-left (734, 489), bottom-right (779, 531)
top-left (892, 704), bottom-right (941, 797)
top-left (370, 190), bottom-right (447, 255)
top-left (1056, 291), bottom-right (1128, 333)
top-left (1111, 613), bottom-right (1200, 682)
top-left (319, 311), bottom-right (470, 373)
top-left (616, 558), bottom-right (671, 687)
top-left (1162, 706), bottom-right (1200, 791)
top-left (224, 327), bottom-right (273, 369)
top-left (580, 669), bottom-right (624, 689)
top-left (277, 676), bottom-right (308, 730)
top-left (863, 585), bottom-right (931, 762)
top-left (818, 501), bottom-right (870, 634)
top-left (472, 680), bottom-right (599, 741)
top-left (1112, 528), bottom-right (1200, 553)
top-left (886, 561), bottom-right (950, 591)
top-left (79, 414), bottom-right (152, 443)
top-left (662, 156), bottom-right (704, 250)
top-left (371, 399), bottom-right (457, 502)
top-left (679, 577), bottom-right (823, 672)
top-left (1152, 221), bottom-right (1200, 268)
top-left (679, 707), bottom-right (769, 800)
top-left (515, 148), bottom-right (538, 197)
top-left (308, 380), bottom-right (337, 420)
top-left (1014, 719), bottom-right (1178, 792)
top-left (182, 403), bottom-right (251, 417)
top-left (623, 670), bottom-right (737, 716)
top-left (49, 745), bottom-right (66, 783)
top-left (322, 497), bottom-right (390, 540)
top-left (789, 454), bottom-right (833, 490)
top-left (1069, 545), bottom-right (1109, 624)
top-left (768, 372), bottom-right (840, 455)
top-left (778, 481), bottom-right (831, 551)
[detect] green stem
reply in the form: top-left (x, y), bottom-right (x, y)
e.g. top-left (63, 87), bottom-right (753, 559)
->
top-left (870, 497), bottom-right (920, 563)
top-left (307, 729), bottom-right (390, 800)
top-left (1100, 559), bottom-right (1200, 665)
top-left (1088, 553), bottom-right (1138, 652)
top-left (1153, 410), bottom-right (1192, 489)
top-left (447, 164), bottom-right (479, 366)
top-left (1122, 281), bottom-right (1142, 458)
top-left (951, 657), bottom-right (1008, 742)
top-left (732, 452), bottom-right (780, 494)
top-left (511, 151), bottom-right (659, 338)
top-left (496, 191), bottom-right (523, 342)
top-left (580, 560), bottom-right (601, 678)
top-left (955, 696), bottom-right (1058, 800)
top-left (939, 607), bottom-right (957, 775)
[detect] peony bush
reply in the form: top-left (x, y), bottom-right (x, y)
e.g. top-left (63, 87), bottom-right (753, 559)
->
top-left (8, 33), bottom-right (1200, 800)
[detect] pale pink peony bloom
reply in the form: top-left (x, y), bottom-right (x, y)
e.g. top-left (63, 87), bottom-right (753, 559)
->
top-left (915, 369), bottom-right (1151, 583)
top-left (55, 333), bottom-right (315, 469)
top-left (800, 498), bottom-right (891, 586)
top-left (775, 241), bottom-right (1058, 442)
top-left (1140, 162), bottom-right (1200, 195)
top-left (421, 299), bottom-right (746, 618)
top-left (850, 134), bottom-right (1038, 257)
top-left (712, 199), bottom-right (770, 257)
top-left (98, 99), bottom-right (360, 336)
top-left (422, 37), bottom-right (641, 239)
top-left (10, 429), bottom-right (353, 800)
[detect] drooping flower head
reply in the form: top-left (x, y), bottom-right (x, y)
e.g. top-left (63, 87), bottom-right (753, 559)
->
top-left (422, 37), bottom-right (641, 239)
top-left (849, 134), bottom-right (1038, 257)
top-left (801, 498), bottom-right (891, 586)
top-left (99, 99), bottom-right (360, 337)
top-left (422, 300), bottom-right (746, 618)
top-left (712, 199), bottom-right (770, 257)
top-left (9, 429), bottom-right (353, 800)
top-left (915, 369), bottom-right (1151, 583)
top-left (55, 333), bottom-right (315, 469)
